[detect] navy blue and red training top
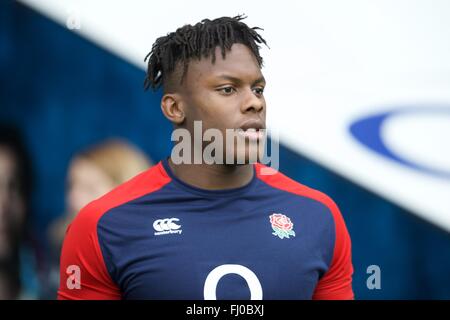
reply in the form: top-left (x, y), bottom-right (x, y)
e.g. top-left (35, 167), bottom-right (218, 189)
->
top-left (58, 159), bottom-right (354, 300)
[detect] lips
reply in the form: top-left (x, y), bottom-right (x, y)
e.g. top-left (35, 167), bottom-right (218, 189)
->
top-left (238, 119), bottom-right (265, 131)
top-left (237, 119), bottom-right (265, 140)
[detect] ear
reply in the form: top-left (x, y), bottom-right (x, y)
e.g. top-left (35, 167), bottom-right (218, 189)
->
top-left (161, 93), bottom-right (185, 125)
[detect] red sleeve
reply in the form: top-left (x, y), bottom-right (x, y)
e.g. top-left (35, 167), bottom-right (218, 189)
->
top-left (57, 201), bottom-right (121, 300)
top-left (57, 162), bottom-right (171, 300)
top-left (312, 194), bottom-right (354, 300)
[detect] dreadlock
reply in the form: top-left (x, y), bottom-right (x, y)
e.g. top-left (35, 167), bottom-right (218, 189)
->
top-left (144, 14), bottom-right (268, 92)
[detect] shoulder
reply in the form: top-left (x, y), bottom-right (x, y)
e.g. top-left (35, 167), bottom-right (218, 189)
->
top-left (70, 161), bottom-right (171, 233)
top-left (255, 163), bottom-right (342, 222)
top-left (58, 162), bottom-right (172, 299)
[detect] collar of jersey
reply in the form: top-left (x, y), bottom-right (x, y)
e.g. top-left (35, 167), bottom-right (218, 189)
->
top-left (160, 157), bottom-right (258, 198)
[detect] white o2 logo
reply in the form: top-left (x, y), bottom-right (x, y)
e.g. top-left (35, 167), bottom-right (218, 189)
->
top-left (203, 264), bottom-right (263, 300)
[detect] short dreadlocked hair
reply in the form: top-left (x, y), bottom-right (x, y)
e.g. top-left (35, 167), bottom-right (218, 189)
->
top-left (144, 14), bottom-right (268, 93)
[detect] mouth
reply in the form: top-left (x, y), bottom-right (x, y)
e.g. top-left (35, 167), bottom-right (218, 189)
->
top-left (237, 119), bottom-right (266, 140)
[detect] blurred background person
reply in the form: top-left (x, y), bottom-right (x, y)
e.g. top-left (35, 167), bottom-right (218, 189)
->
top-left (0, 125), bottom-right (41, 299)
top-left (47, 138), bottom-right (151, 297)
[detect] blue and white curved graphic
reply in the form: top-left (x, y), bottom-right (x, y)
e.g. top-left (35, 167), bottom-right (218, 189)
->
top-left (350, 107), bottom-right (450, 180)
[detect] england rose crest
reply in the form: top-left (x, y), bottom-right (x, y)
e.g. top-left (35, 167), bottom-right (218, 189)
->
top-left (269, 213), bottom-right (296, 239)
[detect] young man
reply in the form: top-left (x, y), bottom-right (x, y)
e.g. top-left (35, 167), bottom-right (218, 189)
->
top-left (58, 15), bottom-right (354, 300)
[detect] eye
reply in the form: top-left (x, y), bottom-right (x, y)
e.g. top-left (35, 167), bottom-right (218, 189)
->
top-left (253, 87), bottom-right (265, 96)
top-left (217, 86), bottom-right (236, 95)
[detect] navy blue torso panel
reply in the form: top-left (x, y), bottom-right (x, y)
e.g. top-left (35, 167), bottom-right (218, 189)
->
top-left (96, 159), bottom-right (336, 299)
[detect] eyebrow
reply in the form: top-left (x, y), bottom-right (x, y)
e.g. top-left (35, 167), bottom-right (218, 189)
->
top-left (215, 74), bottom-right (266, 86)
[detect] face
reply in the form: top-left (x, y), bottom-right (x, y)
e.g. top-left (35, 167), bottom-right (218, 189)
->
top-left (178, 43), bottom-right (266, 164)
top-left (66, 157), bottom-right (115, 216)
top-left (0, 147), bottom-right (25, 259)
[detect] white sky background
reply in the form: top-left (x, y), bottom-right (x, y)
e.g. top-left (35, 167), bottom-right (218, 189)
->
top-left (19, 0), bottom-right (450, 231)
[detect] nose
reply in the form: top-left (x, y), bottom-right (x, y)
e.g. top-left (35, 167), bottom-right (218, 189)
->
top-left (240, 87), bottom-right (264, 114)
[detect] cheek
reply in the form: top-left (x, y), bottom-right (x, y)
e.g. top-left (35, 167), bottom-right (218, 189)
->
top-left (93, 180), bottom-right (115, 197)
top-left (189, 94), bottom-right (237, 130)
top-left (67, 186), bottom-right (88, 214)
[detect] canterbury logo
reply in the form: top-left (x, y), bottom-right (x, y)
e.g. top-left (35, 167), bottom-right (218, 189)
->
top-left (153, 218), bottom-right (182, 236)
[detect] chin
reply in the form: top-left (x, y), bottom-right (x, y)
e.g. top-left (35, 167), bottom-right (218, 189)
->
top-left (227, 147), bottom-right (260, 165)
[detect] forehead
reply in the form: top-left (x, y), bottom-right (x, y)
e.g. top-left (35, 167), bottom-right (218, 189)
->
top-left (185, 43), bottom-right (263, 83)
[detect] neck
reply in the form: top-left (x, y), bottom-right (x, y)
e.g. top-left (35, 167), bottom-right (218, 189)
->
top-left (167, 158), bottom-right (254, 190)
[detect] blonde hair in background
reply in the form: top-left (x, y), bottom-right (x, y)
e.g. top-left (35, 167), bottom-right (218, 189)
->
top-left (77, 138), bottom-right (151, 186)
